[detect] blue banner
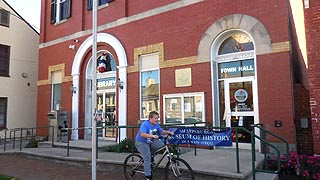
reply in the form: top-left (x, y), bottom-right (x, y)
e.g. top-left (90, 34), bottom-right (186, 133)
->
top-left (169, 128), bottom-right (232, 146)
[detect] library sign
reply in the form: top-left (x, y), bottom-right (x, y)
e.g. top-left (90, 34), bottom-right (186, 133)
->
top-left (97, 77), bottom-right (116, 90)
top-left (169, 128), bottom-right (232, 146)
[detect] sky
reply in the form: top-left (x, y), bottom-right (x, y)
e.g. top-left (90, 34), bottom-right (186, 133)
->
top-left (5, 0), bottom-right (41, 32)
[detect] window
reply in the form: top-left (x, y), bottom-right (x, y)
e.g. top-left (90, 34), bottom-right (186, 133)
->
top-left (0, 97), bottom-right (8, 130)
top-left (97, 52), bottom-right (116, 73)
top-left (87, 0), bottom-right (114, 10)
top-left (50, 0), bottom-right (72, 24)
top-left (0, 8), bottom-right (10, 27)
top-left (163, 92), bottom-right (205, 125)
top-left (218, 33), bottom-right (253, 55)
top-left (51, 71), bottom-right (62, 111)
top-left (140, 54), bottom-right (159, 119)
top-left (0, 44), bottom-right (10, 77)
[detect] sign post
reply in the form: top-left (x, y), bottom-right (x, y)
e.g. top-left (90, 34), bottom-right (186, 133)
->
top-left (92, 0), bottom-right (98, 179)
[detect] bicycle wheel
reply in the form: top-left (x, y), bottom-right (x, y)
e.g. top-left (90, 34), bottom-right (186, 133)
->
top-left (124, 153), bottom-right (145, 180)
top-left (165, 157), bottom-right (194, 180)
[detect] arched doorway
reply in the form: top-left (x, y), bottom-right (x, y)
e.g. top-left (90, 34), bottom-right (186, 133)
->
top-left (85, 51), bottom-right (117, 140)
top-left (71, 33), bottom-right (127, 141)
top-left (211, 30), bottom-right (259, 148)
top-left (197, 14), bottom-right (272, 149)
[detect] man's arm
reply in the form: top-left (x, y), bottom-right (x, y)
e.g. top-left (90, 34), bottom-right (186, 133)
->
top-left (161, 129), bottom-right (174, 136)
top-left (140, 132), bottom-right (159, 139)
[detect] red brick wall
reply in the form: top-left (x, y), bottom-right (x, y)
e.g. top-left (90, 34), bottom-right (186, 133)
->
top-left (304, 0), bottom-right (320, 154)
top-left (126, 0), bottom-right (177, 16)
top-left (38, 0), bottom-right (298, 145)
top-left (256, 52), bottom-right (295, 144)
top-left (294, 84), bottom-right (313, 154)
top-left (41, 1), bottom-right (290, 44)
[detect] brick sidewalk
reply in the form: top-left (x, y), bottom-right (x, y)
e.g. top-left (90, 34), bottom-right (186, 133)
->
top-left (0, 154), bottom-right (125, 180)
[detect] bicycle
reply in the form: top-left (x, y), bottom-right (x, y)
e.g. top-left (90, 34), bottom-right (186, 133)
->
top-left (123, 135), bottom-right (194, 180)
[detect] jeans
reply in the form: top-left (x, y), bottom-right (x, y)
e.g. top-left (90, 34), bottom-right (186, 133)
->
top-left (136, 140), bottom-right (164, 177)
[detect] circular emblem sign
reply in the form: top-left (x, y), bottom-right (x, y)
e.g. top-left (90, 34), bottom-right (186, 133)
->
top-left (234, 89), bottom-right (248, 103)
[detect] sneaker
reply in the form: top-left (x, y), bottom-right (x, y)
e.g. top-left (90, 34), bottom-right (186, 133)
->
top-left (145, 176), bottom-right (153, 180)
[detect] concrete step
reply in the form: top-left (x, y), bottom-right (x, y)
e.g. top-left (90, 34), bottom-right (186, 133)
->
top-left (38, 141), bottom-right (53, 148)
top-left (38, 140), bottom-right (118, 151)
top-left (246, 172), bottom-right (278, 180)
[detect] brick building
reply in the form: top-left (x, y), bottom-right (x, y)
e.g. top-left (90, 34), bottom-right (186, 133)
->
top-left (304, 0), bottom-right (320, 155)
top-left (37, 0), bottom-right (314, 153)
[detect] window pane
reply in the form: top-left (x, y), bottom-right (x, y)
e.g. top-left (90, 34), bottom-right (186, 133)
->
top-left (164, 93), bottom-right (205, 125)
top-left (60, 0), bottom-right (67, 20)
top-left (218, 34), bottom-right (253, 55)
top-left (97, 53), bottom-right (116, 73)
top-left (0, 9), bottom-right (10, 27)
top-left (99, 0), bottom-right (112, 6)
top-left (229, 81), bottom-right (253, 112)
top-left (219, 81), bottom-right (226, 127)
top-left (140, 54), bottom-right (159, 70)
top-left (52, 83), bottom-right (62, 110)
top-left (0, 44), bottom-right (10, 77)
top-left (184, 96), bottom-right (203, 124)
top-left (141, 70), bottom-right (159, 119)
top-left (0, 97), bottom-right (8, 129)
top-left (164, 97), bottom-right (182, 124)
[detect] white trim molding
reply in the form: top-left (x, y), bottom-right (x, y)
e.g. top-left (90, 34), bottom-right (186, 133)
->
top-left (71, 33), bottom-right (127, 141)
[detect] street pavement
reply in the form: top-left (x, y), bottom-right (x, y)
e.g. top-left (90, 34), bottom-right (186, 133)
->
top-left (0, 154), bottom-right (125, 180)
top-left (0, 140), bottom-right (265, 180)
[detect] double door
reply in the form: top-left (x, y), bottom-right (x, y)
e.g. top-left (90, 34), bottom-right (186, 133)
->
top-left (219, 77), bottom-right (258, 146)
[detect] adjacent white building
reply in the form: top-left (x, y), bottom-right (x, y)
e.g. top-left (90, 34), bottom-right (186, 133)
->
top-left (0, 0), bottom-right (39, 137)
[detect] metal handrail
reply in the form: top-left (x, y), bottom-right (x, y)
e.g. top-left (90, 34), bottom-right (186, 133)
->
top-left (1, 121), bottom-right (287, 180)
top-left (253, 123), bottom-right (289, 161)
top-left (250, 123), bottom-right (289, 180)
top-left (1, 125), bottom-right (54, 152)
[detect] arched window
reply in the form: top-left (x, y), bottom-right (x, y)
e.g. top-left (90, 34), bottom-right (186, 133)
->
top-left (97, 52), bottom-right (116, 73)
top-left (218, 33), bottom-right (254, 55)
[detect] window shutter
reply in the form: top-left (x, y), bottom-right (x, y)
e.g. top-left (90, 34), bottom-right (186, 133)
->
top-left (65, 0), bottom-right (72, 19)
top-left (50, 0), bottom-right (56, 24)
top-left (87, 0), bottom-right (92, 10)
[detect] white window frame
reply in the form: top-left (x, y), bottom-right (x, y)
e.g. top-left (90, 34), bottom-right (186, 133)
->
top-left (139, 53), bottom-right (160, 120)
top-left (163, 92), bottom-right (205, 124)
top-left (51, 71), bottom-right (62, 111)
top-left (51, 0), bottom-right (71, 24)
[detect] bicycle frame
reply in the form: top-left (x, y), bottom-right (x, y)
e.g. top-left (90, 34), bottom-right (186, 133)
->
top-left (124, 136), bottom-right (195, 180)
top-left (151, 144), bottom-right (173, 174)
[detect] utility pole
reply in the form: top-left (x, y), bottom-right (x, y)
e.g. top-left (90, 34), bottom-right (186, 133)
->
top-left (92, 0), bottom-right (98, 179)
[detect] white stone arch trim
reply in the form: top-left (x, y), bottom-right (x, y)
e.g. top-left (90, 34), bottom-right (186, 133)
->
top-left (71, 33), bottom-right (127, 141)
top-left (197, 14), bottom-right (272, 63)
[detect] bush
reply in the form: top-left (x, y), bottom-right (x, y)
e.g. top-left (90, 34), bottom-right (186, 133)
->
top-left (24, 139), bottom-right (38, 148)
top-left (0, 174), bottom-right (20, 180)
top-left (105, 138), bottom-right (137, 153)
top-left (268, 151), bottom-right (320, 180)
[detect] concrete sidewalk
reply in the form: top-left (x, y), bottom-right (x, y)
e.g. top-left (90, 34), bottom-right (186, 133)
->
top-left (0, 140), bottom-right (265, 180)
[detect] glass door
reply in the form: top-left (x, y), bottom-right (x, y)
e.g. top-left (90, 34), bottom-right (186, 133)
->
top-left (220, 77), bottom-right (256, 144)
top-left (104, 92), bottom-right (116, 138)
top-left (97, 92), bottom-right (116, 139)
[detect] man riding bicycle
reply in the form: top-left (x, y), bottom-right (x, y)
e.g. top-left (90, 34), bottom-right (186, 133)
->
top-left (135, 111), bottom-right (174, 180)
